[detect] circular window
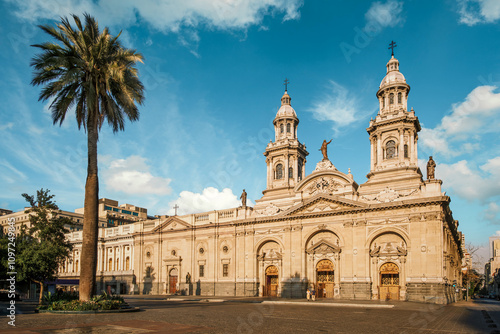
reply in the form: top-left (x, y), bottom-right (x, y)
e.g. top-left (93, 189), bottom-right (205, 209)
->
top-left (223, 246), bottom-right (229, 253)
top-left (199, 248), bottom-right (204, 254)
top-left (146, 251), bottom-right (151, 258)
top-left (171, 250), bottom-right (176, 256)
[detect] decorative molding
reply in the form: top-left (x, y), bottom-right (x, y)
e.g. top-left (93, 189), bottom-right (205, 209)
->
top-left (360, 187), bottom-right (419, 203)
top-left (255, 203), bottom-right (282, 217)
top-left (306, 176), bottom-right (342, 196)
top-left (313, 160), bottom-right (337, 172)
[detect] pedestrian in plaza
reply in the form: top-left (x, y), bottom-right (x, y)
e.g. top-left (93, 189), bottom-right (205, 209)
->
top-left (311, 287), bottom-right (316, 301)
top-left (306, 287), bottom-right (311, 301)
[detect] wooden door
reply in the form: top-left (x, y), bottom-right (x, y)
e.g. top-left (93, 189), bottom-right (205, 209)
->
top-left (169, 274), bottom-right (178, 294)
top-left (316, 260), bottom-right (335, 298)
top-left (379, 263), bottom-right (399, 300)
top-left (265, 266), bottom-right (279, 297)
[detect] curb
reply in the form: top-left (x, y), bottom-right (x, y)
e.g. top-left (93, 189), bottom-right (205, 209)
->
top-left (36, 307), bottom-right (141, 314)
top-left (262, 301), bottom-right (395, 308)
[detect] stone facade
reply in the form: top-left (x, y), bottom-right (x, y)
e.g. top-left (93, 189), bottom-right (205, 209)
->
top-left (60, 55), bottom-right (464, 304)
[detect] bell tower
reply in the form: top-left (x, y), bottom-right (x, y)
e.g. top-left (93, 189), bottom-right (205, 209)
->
top-left (363, 51), bottom-right (422, 188)
top-left (260, 84), bottom-right (308, 201)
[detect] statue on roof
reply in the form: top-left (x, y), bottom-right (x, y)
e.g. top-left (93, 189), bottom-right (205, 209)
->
top-left (240, 189), bottom-right (247, 208)
top-left (320, 139), bottom-right (332, 161)
top-left (427, 156), bottom-right (436, 180)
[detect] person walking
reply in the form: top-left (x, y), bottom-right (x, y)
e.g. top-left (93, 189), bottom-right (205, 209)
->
top-left (306, 287), bottom-right (311, 301)
top-left (311, 286), bottom-right (316, 301)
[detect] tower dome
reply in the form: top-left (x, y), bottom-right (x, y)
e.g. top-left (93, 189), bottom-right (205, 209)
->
top-left (275, 90), bottom-right (297, 118)
top-left (379, 56), bottom-right (407, 88)
top-left (376, 54), bottom-right (410, 116)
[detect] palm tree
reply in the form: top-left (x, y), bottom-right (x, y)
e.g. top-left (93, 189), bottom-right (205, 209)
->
top-left (30, 13), bottom-right (145, 301)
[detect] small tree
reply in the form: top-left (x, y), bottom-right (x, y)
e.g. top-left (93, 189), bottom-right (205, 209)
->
top-left (17, 189), bottom-right (73, 304)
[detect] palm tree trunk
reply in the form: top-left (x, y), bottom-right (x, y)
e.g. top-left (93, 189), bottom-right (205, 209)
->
top-left (79, 122), bottom-right (99, 301)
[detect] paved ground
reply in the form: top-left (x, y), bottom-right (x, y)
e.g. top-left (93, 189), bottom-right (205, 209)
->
top-left (1, 296), bottom-right (499, 333)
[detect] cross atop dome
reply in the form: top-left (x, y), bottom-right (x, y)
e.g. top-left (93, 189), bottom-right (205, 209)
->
top-left (388, 40), bottom-right (397, 56)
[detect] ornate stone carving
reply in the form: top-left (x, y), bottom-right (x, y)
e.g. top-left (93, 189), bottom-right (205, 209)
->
top-left (255, 203), bottom-right (281, 216)
top-left (313, 160), bottom-right (337, 172)
top-left (306, 176), bottom-right (342, 195)
top-left (360, 187), bottom-right (419, 203)
top-left (306, 239), bottom-right (341, 255)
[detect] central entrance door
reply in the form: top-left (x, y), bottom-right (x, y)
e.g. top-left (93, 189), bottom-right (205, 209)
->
top-left (316, 259), bottom-right (334, 298)
top-left (379, 262), bottom-right (399, 300)
top-left (169, 268), bottom-right (178, 294)
top-left (265, 265), bottom-right (279, 297)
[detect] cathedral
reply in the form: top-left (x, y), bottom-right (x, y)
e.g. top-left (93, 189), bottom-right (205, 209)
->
top-left (59, 53), bottom-right (464, 304)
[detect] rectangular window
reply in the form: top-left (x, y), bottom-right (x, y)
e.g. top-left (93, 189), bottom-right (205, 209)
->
top-left (112, 208), bottom-right (120, 212)
top-left (223, 264), bottom-right (229, 277)
top-left (122, 210), bottom-right (132, 215)
top-left (132, 212), bottom-right (139, 216)
top-left (104, 205), bottom-right (113, 211)
top-left (199, 265), bottom-right (205, 277)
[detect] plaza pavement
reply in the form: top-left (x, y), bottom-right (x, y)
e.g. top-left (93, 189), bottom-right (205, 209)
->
top-left (1, 296), bottom-right (499, 333)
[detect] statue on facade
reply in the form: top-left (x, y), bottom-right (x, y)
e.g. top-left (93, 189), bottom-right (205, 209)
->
top-left (320, 139), bottom-right (333, 161)
top-left (240, 189), bottom-right (247, 208)
top-left (186, 272), bottom-right (191, 284)
top-left (427, 156), bottom-right (436, 180)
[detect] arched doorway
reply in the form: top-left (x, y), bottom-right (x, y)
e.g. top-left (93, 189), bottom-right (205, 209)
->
top-left (264, 265), bottom-right (279, 297)
top-left (169, 268), bottom-right (178, 294)
top-left (379, 262), bottom-right (399, 300)
top-left (316, 260), bottom-right (334, 298)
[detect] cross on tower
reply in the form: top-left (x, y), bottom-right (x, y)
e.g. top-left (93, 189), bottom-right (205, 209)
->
top-left (388, 40), bottom-right (397, 56)
top-left (284, 78), bottom-right (289, 91)
top-left (173, 204), bottom-right (179, 216)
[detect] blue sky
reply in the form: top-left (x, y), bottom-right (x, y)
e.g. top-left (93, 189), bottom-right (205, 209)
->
top-left (0, 0), bottom-right (499, 259)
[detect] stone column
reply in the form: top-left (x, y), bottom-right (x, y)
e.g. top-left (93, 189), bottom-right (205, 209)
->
top-left (399, 128), bottom-right (404, 163)
top-left (266, 158), bottom-right (272, 188)
top-left (410, 131), bottom-right (415, 164)
top-left (377, 134), bottom-right (382, 166)
top-left (370, 137), bottom-right (375, 170)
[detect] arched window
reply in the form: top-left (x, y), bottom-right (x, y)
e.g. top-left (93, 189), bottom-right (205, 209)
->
top-left (289, 167), bottom-right (293, 179)
top-left (108, 258), bottom-right (113, 271)
top-left (286, 123), bottom-right (291, 133)
top-left (75, 260), bottom-right (79, 272)
top-left (125, 257), bottom-right (130, 271)
top-left (280, 124), bottom-right (284, 133)
top-left (386, 140), bottom-right (396, 159)
top-left (404, 144), bottom-right (408, 158)
top-left (275, 164), bottom-right (283, 179)
top-left (382, 97), bottom-right (385, 108)
top-left (389, 93), bottom-right (394, 104)
top-left (398, 92), bottom-right (402, 104)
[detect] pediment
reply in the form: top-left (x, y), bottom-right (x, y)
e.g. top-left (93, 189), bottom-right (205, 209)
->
top-left (153, 216), bottom-right (192, 232)
top-left (306, 239), bottom-right (341, 255)
top-left (282, 194), bottom-right (366, 216)
top-left (295, 170), bottom-right (358, 197)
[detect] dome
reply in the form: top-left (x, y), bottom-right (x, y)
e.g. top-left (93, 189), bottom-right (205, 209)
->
top-left (276, 104), bottom-right (297, 118)
top-left (275, 91), bottom-right (297, 119)
top-left (379, 71), bottom-right (406, 87)
top-left (379, 56), bottom-right (406, 88)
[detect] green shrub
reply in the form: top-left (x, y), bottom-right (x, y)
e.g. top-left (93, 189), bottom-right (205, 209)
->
top-left (39, 291), bottom-right (125, 311)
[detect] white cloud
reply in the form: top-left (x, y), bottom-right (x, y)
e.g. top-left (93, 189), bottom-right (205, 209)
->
top-left (437, 158), bottom-right (500, 201)
top-left (485, 202), bottom-right (500, 225)
top-left (364, 0), bottom-right (404, 33)
top-left (6, 0), bottom-right (303, 32)
top-left (308, 80), bottom-right (373, 135)
top-left (420, 85), bottom-right (500, 157)
top-left (457, 0), bottom-right (500, 26)
top-left (102, 155), bottom-right (172, 195)
top-left (0, 122), bottom-right (14, 131)
top-left (166, 187), bottom-right (249, 215)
